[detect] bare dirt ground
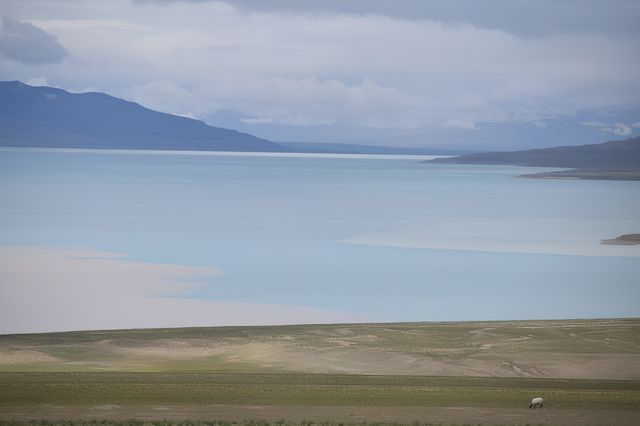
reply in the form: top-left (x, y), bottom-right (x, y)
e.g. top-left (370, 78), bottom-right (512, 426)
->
top-left (1, 404), bottom-right (639, 426)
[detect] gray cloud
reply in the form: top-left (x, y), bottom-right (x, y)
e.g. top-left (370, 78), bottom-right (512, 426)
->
top-left (136, 0), bottom-right (640, 38)
top-left (0, 16), bottom-right (67, 64)
top-left (0, 0), bottom-right (638, 148)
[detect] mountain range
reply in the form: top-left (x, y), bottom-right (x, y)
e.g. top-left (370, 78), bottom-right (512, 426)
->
top-left (0, 81), bottom-right (469, 155)
top-left (2, 80), bottom-right (639, 179)
top-left (0, 81), bottom-right (287, 152)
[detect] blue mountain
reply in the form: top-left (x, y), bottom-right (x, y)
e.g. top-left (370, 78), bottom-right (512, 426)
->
top-left (0, 81), bottom-right (288, 152)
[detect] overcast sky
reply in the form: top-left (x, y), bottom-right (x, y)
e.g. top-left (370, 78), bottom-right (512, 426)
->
top-left (1, 0), bottom-right (639, 149)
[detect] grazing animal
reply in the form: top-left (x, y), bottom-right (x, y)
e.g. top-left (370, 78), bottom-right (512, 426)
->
top-left (529, 397), bottom-right (544, 409)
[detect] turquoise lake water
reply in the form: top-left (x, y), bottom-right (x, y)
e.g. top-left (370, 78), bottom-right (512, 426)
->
top-left (1, 148), bottom-right (639, 323)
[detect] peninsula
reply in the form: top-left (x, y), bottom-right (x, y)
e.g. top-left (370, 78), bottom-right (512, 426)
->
top-left (601, 234), bottom-right (640, 245)
top-left (427, 136), bottom-right (640, 181)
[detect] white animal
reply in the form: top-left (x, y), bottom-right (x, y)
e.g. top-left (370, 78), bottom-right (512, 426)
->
top-left (529, 397), bottom-right (544, 409)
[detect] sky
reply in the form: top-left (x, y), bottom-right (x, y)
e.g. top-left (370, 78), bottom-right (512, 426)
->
top-left (1, 0), bottom-right (639, 149)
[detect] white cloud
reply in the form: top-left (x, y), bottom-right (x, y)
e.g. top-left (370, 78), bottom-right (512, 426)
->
top-left (241, 116), bottom-right (332, 127)
top-left (632, 121), bottom-right (640, 128)
top-left (196, 76), bottom-right (420, 128)
top-left (241, 117), bottom-right (275, 125)
top-left (611, 122), bottom-right (632, 136)
top-left (130, 80), bottom-right (201, 118)
top-left (581, 120), bottom-right (634, 136)
top-left (0, 246), bottom-right (367, 334)
top-left (24, 76), bottom-right (48, 86)
top-left (127, 76), bottom-right (420, 128)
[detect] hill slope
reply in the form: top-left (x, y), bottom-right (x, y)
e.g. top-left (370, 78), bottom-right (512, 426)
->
top-left (427, 136), bottom-right (640, 168)
top-left (0, 81), bottom-right (287, 152)
top-left (426, 137), bottom-right (640, 180)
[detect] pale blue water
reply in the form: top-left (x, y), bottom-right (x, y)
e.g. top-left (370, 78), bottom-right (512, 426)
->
top-left (1, 148), bottom-right (639, 321)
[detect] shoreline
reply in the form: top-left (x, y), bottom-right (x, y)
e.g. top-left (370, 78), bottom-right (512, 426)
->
top-left (0, 146), bottom-right (448, 161)
top-left (601, 234), bottom-right (640, 246)
top-left (519, 168), bottom-right (640, 181)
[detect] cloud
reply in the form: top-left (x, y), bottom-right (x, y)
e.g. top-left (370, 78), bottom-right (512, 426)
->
top-left (611, 122), bottom-right (632, 136)
top-left (0, 1), bottom-right (639, 146)
top-left (130, 80), bottom-right (201, 118)
top-left (103, 9), bottom-right (638, 132)
top-left (24, 76), bottom-right (48, 86)
top-left (581, 120), bottom-right (634, 136)
top-left (137, 0), bottom-right (640, 38)
top-left (443, 119), bottom-right (476, 130)
top-left (201, 77), bottom-right (420, 128)
top-left (0, 16), bottom-right (67, 64)
top-left (0, 246), bottom-right (367, 334)
top-left (129, 77), bottom-right (420, 128)
top-left (241, 116), bottom-right (331, 127)
top-left (581, 121), bottom-right (608, 128)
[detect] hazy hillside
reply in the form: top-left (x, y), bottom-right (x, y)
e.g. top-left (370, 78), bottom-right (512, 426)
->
top-left (280, 142), bottom-right (471, 156)
top-left (427, 137), bottom-right (640, 168)
top-left (0, 81), bottom-right (287, 152)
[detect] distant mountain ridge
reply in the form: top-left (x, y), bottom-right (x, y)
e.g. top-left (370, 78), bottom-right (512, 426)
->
top-left (0, 81), bottom-right (288, 152)
top-left (428, 137), bottom-right (640, 168)
top-left (427, 137), bottom-right (640, 180)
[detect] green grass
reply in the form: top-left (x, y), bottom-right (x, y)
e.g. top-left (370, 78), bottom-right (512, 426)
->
top-left (0, 421), bottom-right (552, 426)
top-left (1, 373), bottom-right (639, 410)
top-left (2, 321), bottom-right (639, 424)
top-left (1, 320), bottom-right (639, 412)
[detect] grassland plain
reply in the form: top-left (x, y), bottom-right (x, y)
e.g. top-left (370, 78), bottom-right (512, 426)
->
top-left (2, 319), bottom-right (639, 378)
top-left (1, 319), bottom-right (639, 425)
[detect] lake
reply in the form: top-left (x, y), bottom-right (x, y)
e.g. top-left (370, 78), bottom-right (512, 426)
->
top-left (1, 148), bottom-right (639, 333)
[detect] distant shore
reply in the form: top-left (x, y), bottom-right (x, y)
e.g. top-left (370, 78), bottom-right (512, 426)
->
top-left (0, 146), bottom-right (446, 161)
top-left (520, 168), bottom-right (640, 181)
top-left (428, 136), bottom-right (640, 181)
top-left (601, 234), bottom-right (640, 245)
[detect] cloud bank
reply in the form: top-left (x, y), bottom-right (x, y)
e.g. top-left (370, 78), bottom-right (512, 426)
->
top-left (0, 16), bottom-right (67, 64)
top-left (0, 0), bottom-right (638, 147)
